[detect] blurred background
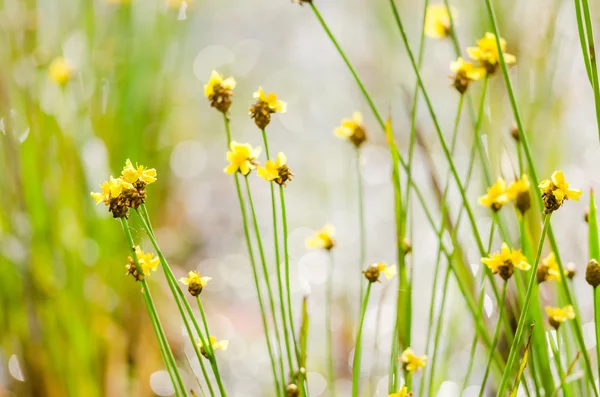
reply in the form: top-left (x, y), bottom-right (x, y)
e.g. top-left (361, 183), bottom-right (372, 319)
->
top-left (2, 0), bottom-right (600, 396)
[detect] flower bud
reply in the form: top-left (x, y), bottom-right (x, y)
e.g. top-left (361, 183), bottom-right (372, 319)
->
top-left (586, 259), bottom-right (600, 287)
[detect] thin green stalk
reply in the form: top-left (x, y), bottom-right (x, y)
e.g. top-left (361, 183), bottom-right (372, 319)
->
top-left (196, 296), bottom-right (227, 387)
top-left (326, 250), bottom-right (336, 396)
top-left (356, 148), bottom-right (366, 309)
top-left (573, 0), bottom-right (593, 83)
top-left (352, 282), bottom-right (372, 397)
top-left (550, 330), bottom-right (570, 397)
top-left (483, 0), bottom-right (599, 393)
top-left (595, 288), bottom-right (600, 380)
top-left (260, 129), bottom-right (294, 379)
top-left (426, 266), bottom-right (451, 397)
top-left (135, 212), bottom-right (227, 397)
top-left (496, 214), bottom-right (551, 396)
top-left (120, 218), bottom-right (187, 397)
top-left (477, 281), bottom-right (508, 397)
top-left (185, 353), bottom-right (208, 397)
top-left (578, 0), bottom-right (600, 141)
top-left (244, 176), bottom-right (288, 387)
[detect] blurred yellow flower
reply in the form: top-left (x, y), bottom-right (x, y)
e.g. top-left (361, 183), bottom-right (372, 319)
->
top-left (253, 87), bottom-right (287, 113)
top-left (48, 57), bottom-right (72, 85)
top-left (204, 70), bottom-right (236, 99)
top-left (506, 174), bottom-right (531, 213)
top-left (424, 4), bottom-right (457, 39)
top-left (400, 348), bottom-right (427, 373)
top-left (306, 224), bottom-right (335, 250)
top-left (388, 386), bottom-right (410, 397)
top-left (134, 246), bottom-right (160, 275)
top-left (449, 57), bottom-right (485, 94)
top-left (180, 270), bottom-right (211, 296)
top-left (91, 180), bottom-right (111, 205)
top-left (208, 336), bottom-right (229, 351)
top-left (482, 242), bottom-right (530, 280)
top-left (540, 252), bottom-right (568, 282)
top-left (467, 32), bottom-right (516, 73)
top-left (122, 159), bottom-right (157, 184)
top-left (478, 178), bottom-right (508, 211)
top-left (538, 170), bottom-right (582, 214)
top-left (224, 141), bottom-right (261, 176)
top-left (546, 305), bottom-right (575, 329)
top-left (334, 112), bottom-right (367, 147)
top-left (257, 152), bottom-right (294, 186)
top-left (364, 262), bottom-right (397, 283)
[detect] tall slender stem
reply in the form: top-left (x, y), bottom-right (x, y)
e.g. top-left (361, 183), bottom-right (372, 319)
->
top-left (550, 330), bottom-right (571, 397)
top-left (352, 282), bottom-right (372, 397)
top-left (244, 176), bottom-right (288, 388)
top-left (356, 148), bottom-right (366, 307)
top-left (478, 281), bottom-right (508, 397)
top-left (496, 214), bottom-right (551, 396)
top-left (578, 0), bottom-right (600, 141)
top-left (594, 287), bottom-right (600, 380)
top-left (426, 266), bottom-right (451, 397)
top-left (326, 250), bottom-right (336, 396)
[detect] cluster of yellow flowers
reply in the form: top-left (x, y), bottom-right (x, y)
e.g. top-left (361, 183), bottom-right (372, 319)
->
top-left (478, 174), bottom-right (531, 213)
top-left (90, 159), bottom-right (157, 218)
top-left (482, 243), bottom-right (530, 281)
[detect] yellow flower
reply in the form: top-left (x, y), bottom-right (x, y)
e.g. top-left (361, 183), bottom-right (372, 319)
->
top-left (545, 305), bottom-right (575, 329)
top-left (134, 246), bottom-right (160, 275)
top-left (540, 252), bottom-right (568, 282)
top-left (257, 152), bottom-right (293, 186)
top-left (224, 141), bottom-right (261, 175)
top-left (91, 180), bottom-right (111, 205)
top-left (108, 176), bottom-right (133, 198)
top-left (538, 170), bottom-right (582, 213)
top-left (481, 242), bottom-right (530, 280)
top-left (204, 70), bottom-right (236, 99)
top-left (334, 112), bottom-right (367, 147)
top-left (306, 224), bottom-right (335, 250)
top-left (388, 386), bottom-right (410, 397)
top-left (122, 159), bottom-right (157, 184)
top-left (208, 336), bottom-right (229, 351)
top-left (450, 57), bottom-right (485, 94)
top-left (424, 4), bottom-right (457, 39)
top-left (180, 270), bottom-right (211, 296)
top-left (364, 262), bottom-right (397, 283)
top-left (478, 178), bottom-right (508, 211)
top-left (400, 348), bottom-right (427, 373)
top-left (49, 57), bottom-right (72, 85)
top-left (253, 87), bottom-right (287, 113)
top-left (467, 32), bottom-right (516, 73)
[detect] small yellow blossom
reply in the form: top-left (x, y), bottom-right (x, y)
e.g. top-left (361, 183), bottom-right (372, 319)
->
top-left (249, 88), bottom-right (286, 129)
top-left (449, 57), bottom-right (485, 94)
top-left (478, 178), bottom-right (508, 211)
top-left (253, 87), bottom-right (287, 113)
top-left (122, 159), bottom-right (157, 184)
top-left (537, 252), bottom-right (570, 284)
top-left (224, 141), bottom-right (261, 176)
top-left (334, 112), bottom-right (367, 147)
top-left (306, 224), bottom-right (335, 250)
top-left (257, 152), bottom-right (294, 186)
top-left (49, 57), bottom-right (72, 85)
top-left (91, 180), bottom-right (111, 205)
top-left (180, 270), bottom-right (211, 296)
top-left (198, 336), bottom-right (229, 358)
top-left (545, 305), bottom-right (575, 329)
top-left (482, 242), bottom-right (530, 280)
top-left (467, 32), bottom-right (516, 74)
top-left (506, 174), bottom-right (531, 214)
top-left (400, 348), bottom-right (427, 373)
top-left (388, 386), bottom-right (410, 397)
top-left (204, 70), bottom-right (236, 99)
top-left (364, 262), bottom-right (397, 283)
top-left (424, 4), bottom-right (457, 39)
top-left (134, 246), bottom-right (160, 275)
top-left (538, 170), bottom-right (582, 213)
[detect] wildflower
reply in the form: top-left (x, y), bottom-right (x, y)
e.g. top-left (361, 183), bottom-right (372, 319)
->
top-left (536, 252), bottom-right (570, 284)
top-left (224, 141), bottom-right (261, 176)
top-left (334, 112), bottom-right (368, 148)
top-left (481, 242), bottom-right (530, 281)
top-left (49, 57), bottom-right (72, 85)
top-left (545, 305), bottom-right (575, 330)
top-left (506, 174), bottom-right (531, 214)
top-left (257, 152), bottom-right (294, 186)
top-left (126, 246), bottom-right (159, 281)
top-left (467, 32), bottom-right (516, 74)
top-left (198, 336), bottom-right (228, 359)
top-left (424, 4), bottom-right (456, 39)
top-left (478, 178), bottom-right (508, 212)
top-left (400, 348), bottom-right (427, 373)
top-left (306, 224), bottom-right (335, 250)
top-left (122, 159), bottom-right (157, 184)
top-left (538, 170), bottom-right (582, 214)
top-left (586, 259), bottom-right (600, 287)
top-left (204, 70), bottom-right (236, 114)
top-left (180, 271), bottom-right (211, 296)
top-left (249, 87), bottom-right (287, 130)
top-left (363, 262), bottom-right (397, 283)
top-left (389, 386), bottom-right (411, 397)
top-left (449, 57), bottom-right (485, 94)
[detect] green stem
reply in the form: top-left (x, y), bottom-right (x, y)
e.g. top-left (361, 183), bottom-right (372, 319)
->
top-left (120, 218), bottom-right (187, 397)
top-left (478, 281), bottom-right (508, 397)
top-left (595, 287), bottom-right (600, 380)
top-left (244, 176), bottom-right (288, 387)
top-left (550, 329), bottom-right (570, 397)
top-left (352, 282), bottom-right (372, 397)
top-left (496, 214), bottom-right (551, 396)
top-left (578, 0), bottom-right (600, 141)
top-left (573, 0), bottom-right (593, 83)
top-left (326, 250), bottom-right (336, 396)
top-left (356, 148), bottom-right (366, 309)
top-left (426, 266), bottom-right (451, 397)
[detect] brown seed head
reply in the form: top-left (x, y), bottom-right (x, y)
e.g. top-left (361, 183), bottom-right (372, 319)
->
top-left (286, 383), bottom-right (299, 397)
top-left (126, 256), bottom-right (144, 281)
top-left (208, 84), bottom-right (234, 114)
top-left (249, 100), bottom-right (273, 130)
top-left (363, 263), bottom-right (381, 283)
top-left (586, 259), bottom-right (600, 287)
top-left (536, 264), bottom-right (549, 284)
